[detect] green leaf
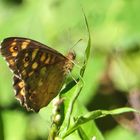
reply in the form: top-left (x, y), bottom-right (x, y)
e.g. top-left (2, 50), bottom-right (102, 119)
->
top-left (100, 107), bottom-right (139, 117)
top-left (60, 99), bottom-right (104, 140)
top-left (59, 11), bottom-right (92, 134)
top-left (80, 10), bottom-right (91, 77)
top-left (83, 10), bottom-right (91, 62)
top-left (77, 126), bottom-right (90, 140)
top-left (59, 80), bottom-right (83, 135)
top-left (62, 107), bottom-right (139, 138)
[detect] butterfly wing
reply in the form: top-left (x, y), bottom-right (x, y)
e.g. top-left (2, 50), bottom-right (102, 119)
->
top-left (0, 37), bottom-right (65, 75)
top-left (0, 37), bottom-right (75, 112)
top-left (14, 48), bottom-right (71, 112)
top-left (24, 62), bottom-right (66, 112)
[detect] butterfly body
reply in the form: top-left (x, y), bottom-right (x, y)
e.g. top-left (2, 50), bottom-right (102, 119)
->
top-left (0, 37), bottom-right (75, 112)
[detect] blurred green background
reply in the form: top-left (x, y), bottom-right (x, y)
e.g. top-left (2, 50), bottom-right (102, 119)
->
top-left (0, 0), bottom-right (140, 140)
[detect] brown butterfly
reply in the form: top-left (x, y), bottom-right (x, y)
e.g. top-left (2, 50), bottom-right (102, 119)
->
top-left (0, 37), bottom-right (75, 112)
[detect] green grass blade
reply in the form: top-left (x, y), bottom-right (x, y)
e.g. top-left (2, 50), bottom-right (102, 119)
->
top-left (62, 107), bottom-right (139, 138)
top-left (80, 10), bottom-right (91, 77)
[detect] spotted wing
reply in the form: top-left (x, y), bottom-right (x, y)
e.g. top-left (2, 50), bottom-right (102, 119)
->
top-left (0, 37), bottom-right (65, 75)
top-left (0, 37), bottom-right (75, 112)
top-left (13, 76), bottom-right (25, 105)
top-left (14, 48), bottom-right (68, 112)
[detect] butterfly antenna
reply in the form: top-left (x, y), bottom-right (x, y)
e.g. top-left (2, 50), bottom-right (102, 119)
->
top-left (67, 39), bottom-right (83, 69)
top-left (68, 38), bottom-right (83, 52)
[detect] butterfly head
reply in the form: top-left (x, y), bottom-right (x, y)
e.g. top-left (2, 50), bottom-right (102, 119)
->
top-left (63, 51), bottom-right (76, 75)
top-left (67, 51), bottom-right (76, 61)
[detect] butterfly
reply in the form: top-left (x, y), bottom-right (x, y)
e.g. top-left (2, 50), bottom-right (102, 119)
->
top-left (0, 37), bottom-right (75, 112)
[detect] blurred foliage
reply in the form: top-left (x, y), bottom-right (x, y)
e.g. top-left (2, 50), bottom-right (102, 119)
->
top-left (0, 0), bottom-right (140, 140)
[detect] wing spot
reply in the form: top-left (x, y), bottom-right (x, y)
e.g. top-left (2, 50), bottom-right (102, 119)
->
top-left (9, 47), bottom-right (13, 52)
top-left (45, 54), bottom-right (51, 64)
top-left (25, 53), bottom-right (28, 57)
top-left (16, 88), bottom-right (25, 98)
top-left (13, 46), bottom-right (18, 51)
top-left (40, 53), bottom-right (46, 62)
top-left (12, 52), bottom-right (18, 57)
top-left (32, 49), bottom-right (39, 60)
top-left (11, 42), bottom-right (16, 46)
top-left (18, 81), bottom-right (25, 88)
top-left (24, 55), bottom-right (30, 62)
top-left (9, 42), bottom-right (18, 53)
top-left (10, 46), bottom-right (16, 53)
top-left (24, 62), bottom-right (29, 67)
top-left (8, 59), bottom-right (15, 66)
top-left (22, 70), bottom-right (27, 76)
top-left (32, 62), bottom-right (38, 69)
top-left (21, 41), bottom-right (30, 49)
top-left (28, 71), bottom-right (34, 76)
top-left (25, 40), bottom-right (31, 43)
top-left (20, 88), bottom-right (25, 96)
